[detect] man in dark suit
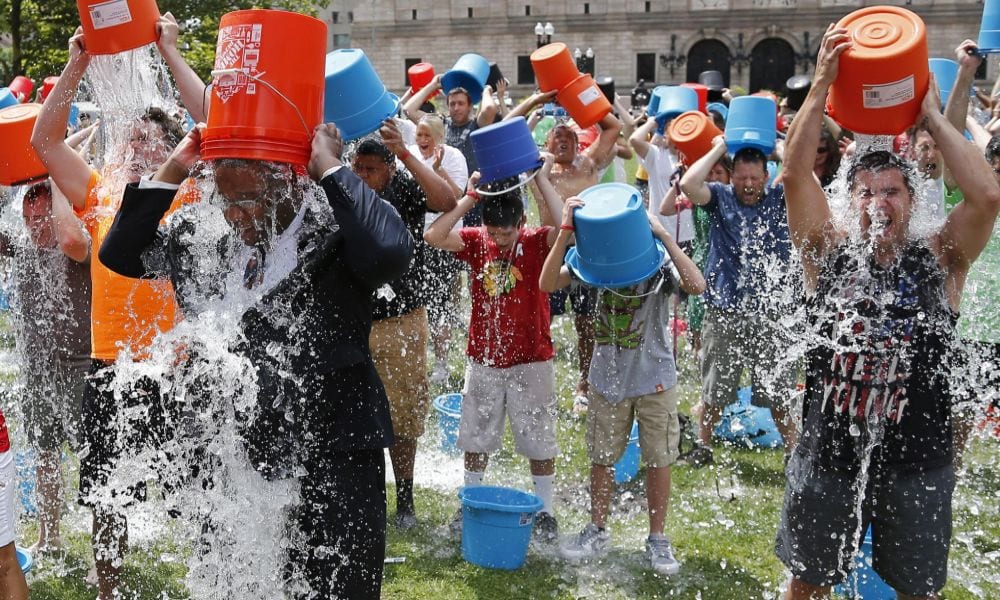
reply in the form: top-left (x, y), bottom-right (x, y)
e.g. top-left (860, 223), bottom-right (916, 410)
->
top-left (99, 123), bottom-right (414, 599)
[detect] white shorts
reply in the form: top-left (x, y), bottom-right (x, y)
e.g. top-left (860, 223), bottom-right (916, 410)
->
top-left (458, 360), bottom-right (558, 460)
top-left (0, 451), bottom-right (16, 547)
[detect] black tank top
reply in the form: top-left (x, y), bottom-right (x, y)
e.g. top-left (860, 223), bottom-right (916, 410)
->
top-left (800, 241), bottom-right (957, 473)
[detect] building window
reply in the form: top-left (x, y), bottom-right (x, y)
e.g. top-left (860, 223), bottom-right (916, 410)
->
top-left (412, 9), bottom-right (417, 20)
top-left (468, 7), bottom-right (474, 17)
top-left (645, 1), bottom-right (651, 11)
top-left (525, 5), bottom-right (531, 15)
top-left (636, 52), bottom-right (656, 82)
top-left (405, 58), bottom-right (422, 86)
top-left (348, 11), bottom-right (354, 23)
top-left (584, 3), bottom-right (590, 14)
top-left (331, 11), bottom-right (339, 23)
top-left (517, 55), bottom-right (535, 85)
top-left (333, 33), bottom-right (351, 49)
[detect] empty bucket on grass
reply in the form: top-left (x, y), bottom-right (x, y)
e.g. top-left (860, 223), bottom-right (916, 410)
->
top-left (0, 104), bottom-right (48, 186)
top-left (669, 110), bottom-right (723, 166)
top-left (566, 182), bottom-right (666, 289)
top-left (442, 53), bottom-right (489, 105)
top-left (827, 6), bottom-right (928, 135)
top-left (714, 387), bottom-right (783, 449)
top-left (76, 0), bottom-right (160, 55)
top-left (471, 117), bottom-right (542, 184)
top-left (979, 0), bottom-right (1000, 53)
top-left (324, 49), bottom-right (399, 141)
top-left (407, 62), bottom-right (437, 99)
top-left (531, 43), bottom-right (579, 93)
top-left (614, 421), bottom-right (640, 484)
top-left (433, 393), bottom-right (463, 454)
top-left (459, 486), bottom-right (543, 570)
top-left (556, 73), bottom-right (612, 129)
top-left (15, 547), bottom-right (32, 574)
top-left (725, 95), bottom-right (777, 156)
top-left (202, 9), bottom-right (326, 166)
top-left (833, 527), bottom-right (895, 600)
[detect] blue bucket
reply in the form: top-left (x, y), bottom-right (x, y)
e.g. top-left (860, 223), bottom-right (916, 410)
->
top-left (0, 88), bottom-right (17, 110)
top-left (725, 95), bottom-right (777, 156)
top-left (15, 547), bottom-right (32, 574)
top-left (833, 527), bottom-right (895, 600)
top-left (979, 0), bottom-right (1000, 54)
top-left (14, 450), bottom-right (36, 516)
top-left (324, 49), bottom-right (399, 141)
top-left (653, 86), bottom-right (698, 125)
top-left (432, 393), bottom-right (463, 454)
top-left (706, 101), bottom-right (728, 122)
top-left (471, 117), bottom-right (543, 184)
top-left (566, 183), bottom-right (666, 288)
top-left (928, 58), bottom-right (971, 109)
top-left (614, 421), bottom-right (640, 484)
top-left (442, 53), bottom-right (490, 105)
top-left (714, 387), bottom-right (784, 448)
top-left (459, 486), bottom-right (543, 570)
top-left (645, 85), bottom-right (667, 117)
top-left (68, 103), bottom-right (81, 129)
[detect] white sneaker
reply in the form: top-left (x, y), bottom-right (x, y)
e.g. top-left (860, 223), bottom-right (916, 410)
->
top-left (430, 360), bottom-right (449, 384)
top-left (560, 523), bottom-right (610, 561)
top-left (646, 535), bottom-right (680, 575)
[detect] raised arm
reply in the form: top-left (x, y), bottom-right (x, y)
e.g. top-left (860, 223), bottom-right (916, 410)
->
top-left (583, 112), bottom-right (624, 172)
top-left (944, 40), bottom-right (981, 137)
top-left (477, 84), bottom-right (498, 127)
top-left (379, 119), bottom-right (457, 212)
top-left (156, 12), bottom-right (207, 123)
top-left (782, 24), bottom-right (850, 280)
top-left (424, 173), bottom-right (481, 252)
top-left (533, 153), bottom-right (563, 246)
top-left (504, 89), bottom-right (557, 121)
top-left (30, 28), bottom-right (94, 209)
top-left (402, 74), bottom-right (441, 123)
top-left (494, 78), bottom-right (509, 119)
top-left (50, 182), bottom-right (90, 263)
top-left (648, 211), bottom-right (705, 295)
top-left (680, 135), bottom-right (727, 206)
top-left (628, 117), bottom-right (657, 161)
top-left (538, 197), bottom-right (581, 293)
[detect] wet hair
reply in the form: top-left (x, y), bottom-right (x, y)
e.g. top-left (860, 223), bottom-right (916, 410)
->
top-left (716, 154), bottom-right (733, 173)
top-left (986, 136), bottom-right (1000, 162)
top-left (141, 106), bottom-right (185, 147)
top-left (733, 147), bottom-right (768, 173)
top-left (353, 138), bottom-right (394, 166)
top-left (418, 114), bottom-right (446, 144)
top-left (480, 176), bottom-right (525, 228)
top-left (447, 87), bottom-right (472, 105)
top-left (846, 150), bottom-right (917, 197)
top-left (709, 109), bottom-right (726, 130)
top-left (547, 123), bottom-right (578, 144)
top-left (22, 180), bottom-right (52, 209)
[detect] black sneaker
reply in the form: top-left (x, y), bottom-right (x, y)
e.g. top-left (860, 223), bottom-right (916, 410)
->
top-left (679, 444), bottom-right (714, 468)
top-left (394, 511), bottom-right (418, 531)
top-left (533, 511), bottom-right (559, 543)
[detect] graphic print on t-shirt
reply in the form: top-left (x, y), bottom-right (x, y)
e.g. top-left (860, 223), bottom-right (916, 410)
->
top-left (481, 260), bottom-right (522, 298)
top-left (596, 288), bottom-right (645, 350)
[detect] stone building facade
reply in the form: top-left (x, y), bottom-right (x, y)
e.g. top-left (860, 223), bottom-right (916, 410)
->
top-left (318, 0), bottom-right (990, 97)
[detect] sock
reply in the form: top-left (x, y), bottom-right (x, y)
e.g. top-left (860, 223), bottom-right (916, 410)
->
top-left (464, 470), bottom-right (484, 489)
top-left (532, 474), bottom-right (555, 515)
top-left (648, 532), bottom-right (668, 542)
top-left (396, 479), bottom-right (414, 515)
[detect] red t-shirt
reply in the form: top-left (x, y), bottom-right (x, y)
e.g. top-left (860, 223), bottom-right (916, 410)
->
top-left (0, 410), bottom-right (9, 453)
top-left (455, 226), bottom-right (555, 368)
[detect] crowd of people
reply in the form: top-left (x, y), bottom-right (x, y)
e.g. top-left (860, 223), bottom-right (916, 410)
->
top-left (0, 11), bottom-right (997, 600)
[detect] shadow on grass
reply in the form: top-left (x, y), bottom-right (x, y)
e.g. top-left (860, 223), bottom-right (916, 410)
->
top-left (724, 449), bottom-right (787, 490)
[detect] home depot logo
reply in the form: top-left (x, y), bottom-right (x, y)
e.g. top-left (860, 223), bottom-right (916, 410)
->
top-left (213, 23), bottom-right (263, 104)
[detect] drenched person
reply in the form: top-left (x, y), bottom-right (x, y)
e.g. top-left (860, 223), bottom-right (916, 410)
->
top-left (778, 26), bottom-right (1000, 600)
top-left (0, 181), bottom-right (90, 555)
top-left (99, 123), bottom-right (413, 599)
top-left (350, 121), bottom-right (457, 529)
top-left (30, 23), bottom-right (203, 599)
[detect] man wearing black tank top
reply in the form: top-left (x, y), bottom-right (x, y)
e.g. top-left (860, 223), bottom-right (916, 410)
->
top-left (777, 26), bottom-right (1000, 600)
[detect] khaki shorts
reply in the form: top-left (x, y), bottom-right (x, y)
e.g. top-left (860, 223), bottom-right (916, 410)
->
top-left (370, 308), bottom-right (430, 440)
top-left (458, 360), bottom-right (558, 460)
top-left (587, 387), bottom-right (680, 468)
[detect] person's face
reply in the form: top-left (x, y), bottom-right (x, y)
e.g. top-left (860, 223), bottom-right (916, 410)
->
top-left (910, 130), bottom-right (942, 180)
top-left (351, 154), bottom-right (394, 194)
top-left (708, 161), bottom-right (731, 185)
top-left (814, 141), bottom-right (831, 171)
top-left (546, 126), bottom-right (578, 164)
top-left (126, 120), bottom-right (172, 181)
top-left (214, 163), bottom-right (278, 247)
top-left (415, 123), bottom-right (437, 154)
top-left (448, 93), bottom-right (472, 124)
top-left (851, 168), bottom-right (913, 251)
top-left (22, 193), bottom-right (56, 249)
top-left (731, 160), bottom-right (768, 205)
top-left (485, 220), bottom-right (523, 253)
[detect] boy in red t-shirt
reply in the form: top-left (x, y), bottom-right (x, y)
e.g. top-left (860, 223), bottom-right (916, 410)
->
top-left (0, 411), bottom-right (29, 599)
top-left (425, 162), bottom-right (564, 540)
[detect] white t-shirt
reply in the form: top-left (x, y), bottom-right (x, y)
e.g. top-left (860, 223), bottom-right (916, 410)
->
top-left (405, 143), bottom-right (468, 231)
top-left (641, 145), bottom-right (695, 243)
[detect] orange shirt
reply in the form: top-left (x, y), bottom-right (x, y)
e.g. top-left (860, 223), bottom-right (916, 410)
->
top-left (77, 171), bottom-right (192, 361)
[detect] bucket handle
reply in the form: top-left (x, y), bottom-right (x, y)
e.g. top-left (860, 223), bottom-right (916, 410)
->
top-left (627, 191), bottom-right (640, 209)
top-left (210, 69), bottom-right (311, 137)
top-left (475, 167), bottom-right (541, 197)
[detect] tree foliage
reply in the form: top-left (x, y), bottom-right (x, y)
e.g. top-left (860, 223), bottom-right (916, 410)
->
top-left (1, 1), bottom-right (330, 85)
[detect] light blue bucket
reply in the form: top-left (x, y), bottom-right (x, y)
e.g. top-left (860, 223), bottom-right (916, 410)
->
top-left (706, 101), bottom-right (728, 122)
top-left (614, 421), bottom-right (640, 484)
top-left (442, 53), bottom-right (490, 105)
top-left (0, 88), bottom-right (17, 110)
top-left (432, 393), bottom-right (463, 454)
top-left (928, 58), bottom-right (971, 109)
top-left (714, 387), bottom-right (783, 448)
top-left (324, 49), bottom-right (399, 141)
top-left (16, 547), bottom-right (32, 574)
top-left (979, 0), bottom-right (1000, 54)
top-left (459, 486), bottom-right (544, 570)
top-left (833, 526), bottom-right (895, 600)
top-left (725, 95), bottom-right (777, 156)
top-left (653, 85), bottom-right (698, 126)
top-left (566, 183), bottom-right (666, 288)
top-left (471, 117), bottom-right (543, 184)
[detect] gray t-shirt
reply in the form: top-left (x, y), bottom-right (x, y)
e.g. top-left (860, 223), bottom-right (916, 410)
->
top-left (584, 271), bottom-right (678, 404)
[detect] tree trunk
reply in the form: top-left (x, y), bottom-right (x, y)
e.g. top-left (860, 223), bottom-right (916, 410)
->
top-left (10, 0), bottom-right (22, 77)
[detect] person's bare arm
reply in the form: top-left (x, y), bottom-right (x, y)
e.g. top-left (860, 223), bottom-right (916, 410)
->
top-left (966, 114), bottom-right (991, 152)
top-left (538, 197), bottom-right (581, 293)
top-left (782, 24), bottom-right (851, 287)
top-left (403, 74), bottom-right (441, 123)
top-left (30, 28), bottom-right (94, 210)
top-left (504, 89), bottom-right (557, 121)
top-left (584, 112), bottom-right (624, 172)
top-left (425, 173), bottom-right (480, 252)
top-left (380, 119), bottom-right (457, 212)
top-left (628, 117), bottom-right (657, 161)
top-left (494, 78), bottom-right (509, 118)
top-left (156, 12), bottom-right (207, 123)
top-left (944, 40), bottom-right (981, 136)
top-left (50, 182), bottom-right (90, 263)
top-left (680, 135), bottom-right (727, 206)
top-left (477, 84), bottom-right (498, 127)
top-left (533, 153), bottom-right (564, 246)
top-left (648, 211), bottom-right (705, 295)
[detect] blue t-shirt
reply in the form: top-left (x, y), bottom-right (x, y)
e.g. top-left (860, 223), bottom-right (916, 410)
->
top-left (703, 182), bottom-right (793, 311)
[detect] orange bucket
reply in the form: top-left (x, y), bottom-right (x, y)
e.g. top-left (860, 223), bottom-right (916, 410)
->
top-left (827, 6), bottom-right (928, 135)
top-left (407, 62), bottom-right (438, 99)
top-left (76, 0), bottom-right (160, 55)
top-left (668, 111), bottom-right (723, 166)
top-left (201, 9), bottom-right (326, 167)
top-left (531, 43), bottom-right (579, 93)
top-left (0, 104), bottom-right (47, 186)
top-left (556, 73), bottom-right (613, 129)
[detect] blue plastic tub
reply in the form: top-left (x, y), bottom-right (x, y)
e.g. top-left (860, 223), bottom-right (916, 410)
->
top-left (714, 387), bottom-right (783, 449)
top-left (833, 526), bottom-right (895, 599)
top-left (432, 393), bottom-right (463, 454)
top-left (725, 95), bottom-right (777, 156)
top-left (324, 49), bottom-right (399, 141)
top-left (459, 486), bottom-right (543, 570)
top-left (0, 88), bottom-right (18, 110)
top-left (979, 0), bottom-right (1000, 54)
top-left (16, 547), bottom-right (32, 574)
top-left (471, 117), bottom-right (543, 184)
top-left (614, 421), bottom-right (640, 484)
top-left (442, 53), bottom-right (490, 105)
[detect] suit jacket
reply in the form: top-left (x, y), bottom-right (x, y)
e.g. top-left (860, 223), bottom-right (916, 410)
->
top-left (100, 167), bottom-right (414, 477)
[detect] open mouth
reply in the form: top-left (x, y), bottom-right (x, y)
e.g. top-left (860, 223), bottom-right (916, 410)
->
top-left (870, 210), bottom-right (893, 236)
